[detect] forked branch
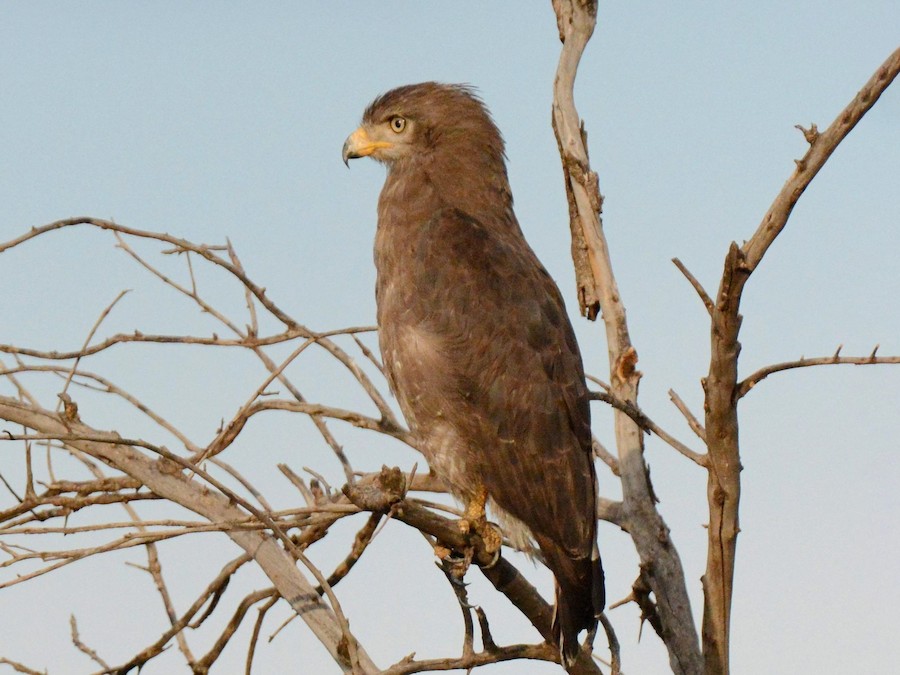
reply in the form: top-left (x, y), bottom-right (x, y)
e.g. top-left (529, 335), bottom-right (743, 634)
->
top-left (701, 44), bottom-right (900, 675)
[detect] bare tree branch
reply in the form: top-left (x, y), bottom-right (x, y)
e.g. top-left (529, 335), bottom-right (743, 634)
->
top-left (737, 353), bottom-right (900, 398)
top-left (1, 363), bottom-right (203, 454)
top-left (0, 326), bottom-right (375, 361)
top-left (0, 395), bottom-right (378, 674)
top-left (590, 392), bottom-right (707, 467)
top-left (552, 2), bottom-right (703, 672)
top-left (672, 258), bottom-right (714, 315)
top-left (0, 657), bottom-right (47, 675)
top-left (381, 642), bottom-right (559, 675)
top-left (741, 46), bottom-right (900, 273)
top-left (668, 390), bottom-right (707, 444)
top-left (701, 44), bottom-right (900, 675)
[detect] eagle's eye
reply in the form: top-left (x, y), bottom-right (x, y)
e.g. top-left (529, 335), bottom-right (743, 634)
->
top-left (389, 116), bottom-right (407, 133)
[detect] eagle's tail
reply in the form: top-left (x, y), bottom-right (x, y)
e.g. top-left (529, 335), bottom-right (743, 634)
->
top-left (537, 535), bottom-right (605, 668)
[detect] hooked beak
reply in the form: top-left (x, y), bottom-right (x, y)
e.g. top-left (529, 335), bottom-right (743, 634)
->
top-left (342, 126), bottom-right (393, 167)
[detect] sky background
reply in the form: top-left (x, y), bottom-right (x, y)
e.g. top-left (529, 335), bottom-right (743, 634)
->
top-left (1, 3), bottom-right (898, 674)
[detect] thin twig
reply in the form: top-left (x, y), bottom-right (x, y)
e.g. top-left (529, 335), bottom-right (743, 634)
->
top-left (381, 642), bottom-right (558, 675)
top-left (590, 392), bottom-right (707, 467)
top-left (193, 589), bottom-right (278, 672)
top-left (315, 513), bottom-right (382, 593)
top-left (598, 612), bottom-right (621, 675)
top-left (227, 239), bottom-right (260, 337)
top-left (592, 436), bottom-right (620, 476)
top-left (437, 556), bottom-right (476, 659)
top-left (475, 607), bottom-right (497, 652)
top-left (57, 290), bottom-right (130, 412)
top-left (210, 456), bottom-right (275, 513)
top-left (668, 389), bottom-right (707, 443)
top-left (246, 594), bottom-right (280, 675)
top-left (0, 657), bottom-right (46, 675)
top-left (105, 554), bottom-right (253, 673)
top-left (352, 334), bottom-right (386, 377)
top-left (278, 463), bottom-right (317, 506)
top-left (672, 258), bottom-right (713, 315)
top-left (0, 326), bottom-right (374, 360)
top-left (70, 615), bottom-right (110, 670)
top-left (737, 353), bottom-right (900, 398)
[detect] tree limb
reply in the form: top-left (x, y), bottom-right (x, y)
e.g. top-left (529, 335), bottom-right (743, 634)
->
top-left (701, 44), bottom-right (900, 675)
top-left (0, 395), bottom-right (378, 674)
top-left (552, 2), bottom-right (703, 672)
top-left (737, 352), bottom-right (900, 399)
top-left (741, 46), bottom-right (900, 274)
top-left (590, 392), bottom-right (707, 467)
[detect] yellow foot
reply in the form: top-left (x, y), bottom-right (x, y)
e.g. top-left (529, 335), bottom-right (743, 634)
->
top-left (477, 522), bottom-right (503, 558)
top-left (433, 544), bottom-right (453, 560)
top-left (457, 486), bottom-right (503, 562)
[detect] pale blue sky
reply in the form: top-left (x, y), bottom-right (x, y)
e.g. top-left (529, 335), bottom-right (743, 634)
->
top-left (1, 3), bottom-right (898, 674)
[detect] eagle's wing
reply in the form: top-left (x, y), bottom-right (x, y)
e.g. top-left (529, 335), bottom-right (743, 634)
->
top-left (381, 205), bottom-right (595, 557)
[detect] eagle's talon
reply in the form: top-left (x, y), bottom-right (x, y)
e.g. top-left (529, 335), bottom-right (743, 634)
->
top-left (436, 545), bottom-right (475, 585)
top-left (459, 515), bottom-right (503, 559)
top-left (443, 550), bottom-right (468, 566)
top-left (480, 545), bottom-right (502, 570)
top-left (447, 570), bottom-right (469, 587)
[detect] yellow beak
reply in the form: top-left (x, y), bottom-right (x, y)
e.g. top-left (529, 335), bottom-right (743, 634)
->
top-left (342, 126), bottom-right (393, 166)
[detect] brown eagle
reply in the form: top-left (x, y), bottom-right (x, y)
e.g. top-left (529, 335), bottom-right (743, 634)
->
top-left (343, 82), bottom-right (604, 665)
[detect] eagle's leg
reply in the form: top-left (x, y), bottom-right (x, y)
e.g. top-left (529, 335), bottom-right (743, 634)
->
top-left (459, 485), bottom-right (503, 560)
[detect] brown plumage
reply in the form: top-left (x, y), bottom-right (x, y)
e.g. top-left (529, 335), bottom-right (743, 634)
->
top-left (343, 82), bottom-right (604, 666)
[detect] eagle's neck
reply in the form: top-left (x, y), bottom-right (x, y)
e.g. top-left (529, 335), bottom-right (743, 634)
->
top-left (379, 148), bottom-right (514, 234)
top-left (374, 148), bottom-right (518, 308)
top-left (373, 162), bottom-right (435, 291)
top-left (429, 148), bottom-right (513, 222)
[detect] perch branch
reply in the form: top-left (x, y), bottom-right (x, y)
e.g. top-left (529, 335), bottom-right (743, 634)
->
top-left (343, 467), bottom-right (602, 674)
top-left (0, 395), bottom-right (377, 674)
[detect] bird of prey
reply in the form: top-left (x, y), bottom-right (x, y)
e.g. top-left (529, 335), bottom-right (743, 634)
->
top-left (343, 82), bottom-right (604, 666)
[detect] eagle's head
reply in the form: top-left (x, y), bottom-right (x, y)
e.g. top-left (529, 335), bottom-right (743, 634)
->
top-left (342, 82), bottom-right (506, 170)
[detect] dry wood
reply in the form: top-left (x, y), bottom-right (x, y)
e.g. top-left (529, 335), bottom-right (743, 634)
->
top-left (700, 44), bottom-right (900, 675)
top-left (0, 395), bottom-right (378, 674)
top-left (552, 1), bottom-right (703, 672)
